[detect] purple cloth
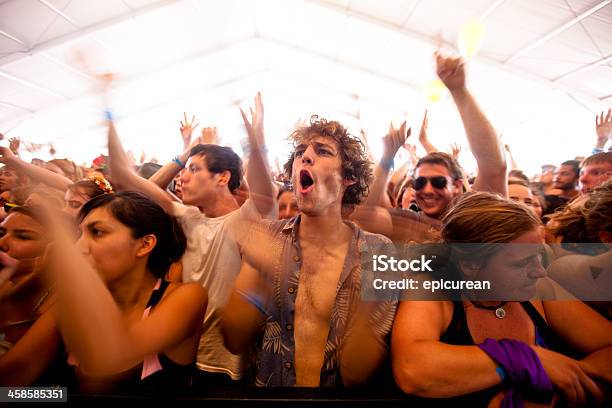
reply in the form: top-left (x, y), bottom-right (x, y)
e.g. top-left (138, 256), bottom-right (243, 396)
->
top-left (478, 338), bottom-right (554, 408)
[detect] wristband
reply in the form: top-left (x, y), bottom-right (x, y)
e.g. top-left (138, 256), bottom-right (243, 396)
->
top-left (104, 109), bottom-right (114, 121)
top-left (172, 156), bottom-right (186, 169)
top-left (379, 157), bottom-right (394, 171)
top-left (496, 366), bottom-right (507, 382)
top-left (236, 289), bottom-right (268, 316)
top-left (592, 147), bottom-right (604, 155)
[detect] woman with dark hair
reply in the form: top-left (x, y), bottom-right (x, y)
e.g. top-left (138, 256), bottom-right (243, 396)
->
top-left (0, 206), bottom-right (67, 386)
top-left (392, 192), bottom-right (612, 407)
top-left (46, 191), bottom-right (207, 393)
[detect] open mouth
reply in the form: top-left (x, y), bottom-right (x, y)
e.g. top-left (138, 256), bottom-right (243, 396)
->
top-left (299, 170), bottom-right (315, 193)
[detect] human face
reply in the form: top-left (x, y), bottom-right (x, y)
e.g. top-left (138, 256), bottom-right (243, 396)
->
top-left (63, 188), bottom-right (90, 219)
top-left (413, 164), bottom-right (461, 219)
top-left (76, 207), bottom-right (146, 284)
top-left (539, 168), bottom-right (555, 185)
top-left (180, 155), bottom-right (219, 207)
top-left (0, 212), bottom-right (50, 276)
top-left (508, 184), bottom-right (539, 217)
top-left (471, 229), bottom-right (546, 300)
top-left (400, 185), bottom-right (415, 209)
top-left (292, 135), bottom-right (351, 215)
top-left (553, 165), bottom-right (578, 190)
top-left (579, 162), bottom-right (612, 193)
top-left (278, 191), bottom-right (299, 219)
top-left (0, 167), bottom-right (19, 192)
top-left (173, 171), bottom-right (183, 200)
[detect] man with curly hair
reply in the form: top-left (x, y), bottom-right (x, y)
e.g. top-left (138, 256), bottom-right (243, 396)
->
top-left (222, 116), bottom-right (397, 387)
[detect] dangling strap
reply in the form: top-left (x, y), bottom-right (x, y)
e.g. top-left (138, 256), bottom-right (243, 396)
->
top-left (141, 279), bottom-right (170, 380)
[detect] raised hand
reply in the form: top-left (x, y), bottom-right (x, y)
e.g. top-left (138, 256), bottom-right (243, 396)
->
top-left (179, 112), bottom-right (199, 148)
top-left (382, 121), bottom-right (411, 163)
top-left (403, 143), bottom-right (419, 164)
top-left (0, 145), bottom-right (17, 164)
top-left (9, 137), bottom-right (20, 155)
top-left (200, 126), bottom-right (218, 145)
top-left (418, 110), bottom-right (429, 143)
top-left (240, 92), bottom-right (265, 149)
top-left (449, 143), bottom-right (462, 160)
top-left (435, 52), bottom-right (466, 92)
top-left (595, 109), bottom-right (611, 149)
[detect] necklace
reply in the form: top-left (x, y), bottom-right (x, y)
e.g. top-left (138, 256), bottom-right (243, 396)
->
top-left (472, 301), bottom-right (507, 319)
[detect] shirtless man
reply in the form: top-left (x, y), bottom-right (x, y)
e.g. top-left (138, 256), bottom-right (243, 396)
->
top-left (222, 117), bottom-right (396, 387)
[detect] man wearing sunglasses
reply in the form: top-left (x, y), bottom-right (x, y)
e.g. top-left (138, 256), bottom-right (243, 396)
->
top-left (411, 152), bottom-right (464, 219)
top-left (353, 53), bottom-right (506, 240)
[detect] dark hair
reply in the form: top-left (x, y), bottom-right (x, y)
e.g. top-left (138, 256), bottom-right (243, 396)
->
top-left (414, 152), bottom-right (463, 181)
top-left (560, 160), bottom-right (580, 178)
top-left (68, 180), bottom-right (107, 200)
top-left (78, 191), bottom-right (186, 279)
top-left (189, 144), bottom-right (243, 192)
top-left (277, 186), bottom-right (292, 201)
top-left (283, 115), bottom-right (373, 205)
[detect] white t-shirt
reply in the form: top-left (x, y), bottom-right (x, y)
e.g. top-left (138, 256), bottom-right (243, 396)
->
top-left (172, 199), bottom-right (273, 380)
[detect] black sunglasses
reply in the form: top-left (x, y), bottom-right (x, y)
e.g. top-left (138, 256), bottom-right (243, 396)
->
top-left (0, 198), bottom-right (19, 213)
top-left (413, 176), bottom-right (449, 191)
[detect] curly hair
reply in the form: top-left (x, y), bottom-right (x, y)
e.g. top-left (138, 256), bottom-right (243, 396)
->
top-left (283, 115), bottom-right (373, 206)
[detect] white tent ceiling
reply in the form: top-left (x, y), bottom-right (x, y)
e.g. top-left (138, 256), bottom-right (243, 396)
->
top-left (0, 0), bottom-right (611, 175)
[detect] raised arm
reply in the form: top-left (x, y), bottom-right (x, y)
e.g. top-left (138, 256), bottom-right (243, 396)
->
top-left (350, 123), bottom-right (409, 236)
top-left (148, 113), bottom-right (201, 191)
top-left (0, 147), bottom-right (71, 191)
top-left (595, 109), bottom-right (611, 152)
top-left (504, 143), bottom-right (519, 171)
top-left (418, 110), bottom-right (438, 154)
top-left (240, 92), bottom-right (276, 216)
top-left (106, 118), bottom-right (177, 214)
top-left (436, 53), bottom-right (507, 197)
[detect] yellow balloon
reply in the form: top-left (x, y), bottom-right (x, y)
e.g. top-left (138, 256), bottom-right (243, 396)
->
top-left (458, 19), bottom-right (485, 59)
top-left (424, 79), bottom-right (445, 103)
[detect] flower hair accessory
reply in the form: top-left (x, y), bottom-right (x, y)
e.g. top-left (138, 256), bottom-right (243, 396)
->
top-left (89, 174), bottom-right (113, 194)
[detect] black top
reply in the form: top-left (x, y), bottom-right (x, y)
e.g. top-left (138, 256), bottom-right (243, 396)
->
top-left (75, 280), bottom-right (194, 395)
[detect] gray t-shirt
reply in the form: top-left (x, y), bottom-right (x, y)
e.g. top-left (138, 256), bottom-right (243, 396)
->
top-left (173, 199), bottom-right (274, 379)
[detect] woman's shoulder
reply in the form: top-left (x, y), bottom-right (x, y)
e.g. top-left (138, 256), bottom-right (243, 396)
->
top-left (161, 281), bottom-right (208, 308)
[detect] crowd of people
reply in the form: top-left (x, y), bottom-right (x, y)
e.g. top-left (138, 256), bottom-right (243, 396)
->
top-left (0, 52), bottom-right (611, 406)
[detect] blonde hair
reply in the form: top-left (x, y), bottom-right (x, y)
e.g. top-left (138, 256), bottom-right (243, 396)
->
top-left (546, 179), bottom-right (612, 243)
top-left (442, 192), bottom-right (541, 245)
